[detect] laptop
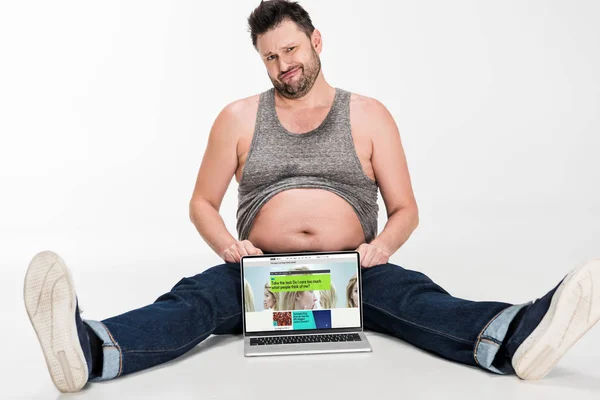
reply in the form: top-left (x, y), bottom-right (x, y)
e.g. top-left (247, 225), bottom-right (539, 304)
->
top-left (240, 250), bottom-right (372, 356)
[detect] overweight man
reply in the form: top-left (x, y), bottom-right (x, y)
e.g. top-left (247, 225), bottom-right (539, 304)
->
top-left (24, 0), bottom-right (600, 393)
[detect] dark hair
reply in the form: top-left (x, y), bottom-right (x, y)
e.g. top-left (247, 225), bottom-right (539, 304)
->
top-left (247, 0), bottom-right (315, 50)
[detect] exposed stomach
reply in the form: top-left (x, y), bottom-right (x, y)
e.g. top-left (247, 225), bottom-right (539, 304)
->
top-left (246, 188), bottom-right (366, 254)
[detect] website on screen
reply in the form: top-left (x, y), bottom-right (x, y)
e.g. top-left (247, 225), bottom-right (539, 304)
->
top-left (242, 253), bottom-right (361, 333)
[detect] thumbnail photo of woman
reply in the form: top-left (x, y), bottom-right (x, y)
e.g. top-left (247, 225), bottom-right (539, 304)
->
top-left (279, 265), bottom-right (317, 311)
top-left (244, 279), bottom-right (255, 312)
top-left (346, 274), bottom-right (359, 308)
top-left (263, 281), bottom-right (279, 310)
top-left (318, 282), bottom-right (337, 309)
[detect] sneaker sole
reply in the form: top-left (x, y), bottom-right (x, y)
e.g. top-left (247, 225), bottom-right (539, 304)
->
top-left (23, 250), bottom-right (88, 392)
top-left (512, 258), bottom-right (600, 380)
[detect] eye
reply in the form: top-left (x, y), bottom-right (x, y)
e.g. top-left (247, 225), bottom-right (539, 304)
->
top-left (286, 46), bottom-right (295, 52)
top-left (267, 55), bottom-right (276, 61)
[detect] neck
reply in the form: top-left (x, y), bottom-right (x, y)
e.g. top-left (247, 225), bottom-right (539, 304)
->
top-left (274, 75), bottom-right (334, 110)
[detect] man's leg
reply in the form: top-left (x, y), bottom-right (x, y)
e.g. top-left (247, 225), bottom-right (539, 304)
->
top-left (24, 251), bottom-right (242, 392)
top-left (361, 260), bottom-right (600, 378)
top-left (83, 261), bottom-right (243, 382)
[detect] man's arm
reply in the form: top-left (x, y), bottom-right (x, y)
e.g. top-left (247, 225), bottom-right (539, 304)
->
top-left (358, 97), bottom-right (419, 256)
top-left (188, 101), bottom-right (245, 257)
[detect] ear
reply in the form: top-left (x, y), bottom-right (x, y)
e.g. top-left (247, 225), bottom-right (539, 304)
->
top-left (311, 29), bottom-right (322, 53)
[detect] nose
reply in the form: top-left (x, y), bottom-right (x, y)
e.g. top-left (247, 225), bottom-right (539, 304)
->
top-left (278, 59), bottom-right (294, 76)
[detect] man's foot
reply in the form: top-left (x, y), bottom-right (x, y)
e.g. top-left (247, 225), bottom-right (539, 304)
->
top-left (509, 258), bottom-right (600, 380)
top-left (23, 250), bottom-right (93, 392)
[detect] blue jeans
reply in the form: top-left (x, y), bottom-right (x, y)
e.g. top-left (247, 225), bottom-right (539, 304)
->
top-left (83, 261), bottom-right (528, 381)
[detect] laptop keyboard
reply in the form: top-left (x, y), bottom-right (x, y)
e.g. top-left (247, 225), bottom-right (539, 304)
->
top-left (250, 333), bottom-right (362, 346)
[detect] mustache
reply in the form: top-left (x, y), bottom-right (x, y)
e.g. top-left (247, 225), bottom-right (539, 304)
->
top-left (280, 66), bottom-right (302, 79)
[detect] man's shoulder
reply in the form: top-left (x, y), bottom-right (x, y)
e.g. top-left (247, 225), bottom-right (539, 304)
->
top-left (224, 92), bottom-right (261, 116)
top-left (208, 92), bottom-right (262, 144)
top-left (218, 92), bottom-right (262, 128)
top-left (346, 90), bottom-right (390, 120)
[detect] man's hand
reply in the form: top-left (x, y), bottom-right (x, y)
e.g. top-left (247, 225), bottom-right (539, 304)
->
top-left (221, 240), bottom-right (263, 263)
top-left (355, 243), bottom-right (390, 268)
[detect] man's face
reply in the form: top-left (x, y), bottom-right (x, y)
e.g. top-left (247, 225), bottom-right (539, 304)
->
top-left (256, 19), bottom-right (321, 99)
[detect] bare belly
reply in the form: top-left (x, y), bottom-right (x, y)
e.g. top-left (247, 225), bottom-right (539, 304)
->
top-left (246, 189), bottom-right (367, 254)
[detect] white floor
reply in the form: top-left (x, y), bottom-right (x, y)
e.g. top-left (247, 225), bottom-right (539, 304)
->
top-left (11, 326), bottom-right (600, 400)
top-left (5, 237), bottom-right (600, 400)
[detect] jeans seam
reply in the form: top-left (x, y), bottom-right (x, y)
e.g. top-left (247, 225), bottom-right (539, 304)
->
top-left (363, 301), bottom-right (472, 345)
top-left (216, 311), bottom-right (241, 322)
top-left (362, 265), bottom-right (393, 279)
top-left (123, 332), bottom-right (213, 354)
top-left (473, 308), bottom-right (505, 366)
top-left (98, 321), bottom-right (123, 378)
top-left (122, 312), bottom-right (241, 354)
top-left (480, 337), bottom-right (501, 346)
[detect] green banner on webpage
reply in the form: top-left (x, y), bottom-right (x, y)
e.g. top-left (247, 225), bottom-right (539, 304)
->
top-left (270, 274), bottom-right (331, 292)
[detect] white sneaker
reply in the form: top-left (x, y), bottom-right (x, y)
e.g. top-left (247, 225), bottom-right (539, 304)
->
top-left (512, 258), bottom-right (600, 380)
top-left (23, 250), bottom-right (91, 392)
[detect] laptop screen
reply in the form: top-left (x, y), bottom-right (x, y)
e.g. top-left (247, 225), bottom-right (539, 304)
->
top-left (241, 251), bottom-right (362, 336)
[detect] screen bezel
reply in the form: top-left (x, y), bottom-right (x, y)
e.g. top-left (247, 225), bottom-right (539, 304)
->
top-left (240, 250), bottom-right (364, 337)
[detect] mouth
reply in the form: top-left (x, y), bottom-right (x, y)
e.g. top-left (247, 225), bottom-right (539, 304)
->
top-left (281, 67), bottom-right (300, 80)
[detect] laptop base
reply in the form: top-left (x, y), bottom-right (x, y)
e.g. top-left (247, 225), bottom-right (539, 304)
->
top-left (244, 332), bottom-right (372, 356)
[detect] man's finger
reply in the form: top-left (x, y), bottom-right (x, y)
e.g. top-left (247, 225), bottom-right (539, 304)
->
top-left (229, 247), bottom-right (242, 260)
top-left (237, 244), bottom-right (250, 257)
top-left (362, 248), bottom-right (375, 268)
top-left (224, 249), bottom-right (237, 263)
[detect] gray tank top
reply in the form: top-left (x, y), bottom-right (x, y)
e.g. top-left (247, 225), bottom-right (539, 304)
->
top-left (236, 87), bottom-right (379, 243)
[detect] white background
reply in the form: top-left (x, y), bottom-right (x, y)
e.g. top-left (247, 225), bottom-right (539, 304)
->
top-left (1, 0), bottom-right (599, 399)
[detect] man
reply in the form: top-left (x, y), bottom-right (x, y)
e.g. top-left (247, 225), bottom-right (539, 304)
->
top-left (23, 0), bottom-right (600, 393)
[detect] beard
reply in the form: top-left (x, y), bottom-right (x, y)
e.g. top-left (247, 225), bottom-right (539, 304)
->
top-left (270, 47), bottom-right (321, 99)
